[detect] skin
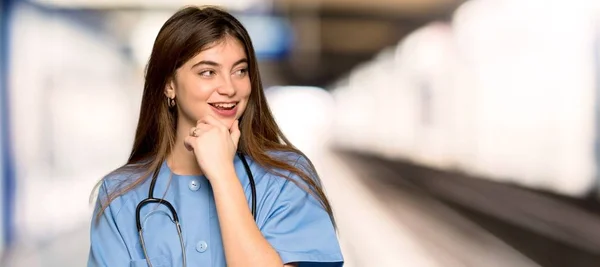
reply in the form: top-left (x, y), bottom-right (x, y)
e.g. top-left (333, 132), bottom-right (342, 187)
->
top-left (163, 35), bottom-right (298, 267)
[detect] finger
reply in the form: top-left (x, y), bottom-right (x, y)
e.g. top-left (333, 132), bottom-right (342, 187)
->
top-left (230, 120), bottom-right (241, 149)
top-left (189, 127), bottom-right (197, 137)
top-left (184, 135), bottom-right (196, 151)
top-left (190, 123), bottom-right (212, 137)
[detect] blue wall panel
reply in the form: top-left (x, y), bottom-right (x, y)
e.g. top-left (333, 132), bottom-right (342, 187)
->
top-left (1, 0), bottom-right (15, 250)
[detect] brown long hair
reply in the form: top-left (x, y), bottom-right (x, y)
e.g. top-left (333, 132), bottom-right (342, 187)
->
top-left (94, 6), bottom-right (335, 225)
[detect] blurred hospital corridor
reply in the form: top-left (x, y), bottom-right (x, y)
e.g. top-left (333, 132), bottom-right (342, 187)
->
top-left (4, 134), bottom-right (600, 266)
top-left (2, 0), bottom-right (600, 266)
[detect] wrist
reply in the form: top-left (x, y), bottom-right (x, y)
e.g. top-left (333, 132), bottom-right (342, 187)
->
top-left (207, 164), bottom-right (237, 186)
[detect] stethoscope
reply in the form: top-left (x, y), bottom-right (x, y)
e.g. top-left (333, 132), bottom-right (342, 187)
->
top-left (135, 152), bottom-right (257, 267)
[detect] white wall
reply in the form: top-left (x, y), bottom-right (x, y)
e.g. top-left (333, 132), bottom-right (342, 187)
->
top-left (9, 4), bottom-right (140, 242)
top-left (331, 0), bottom-right (600, 198)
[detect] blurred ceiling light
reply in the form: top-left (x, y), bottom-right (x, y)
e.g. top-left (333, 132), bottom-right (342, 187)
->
top-left (30, 0), bottom-right (271, 10)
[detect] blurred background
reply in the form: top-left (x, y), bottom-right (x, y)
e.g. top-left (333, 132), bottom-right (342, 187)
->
top-left (1, 0), bottom-right (600, 266)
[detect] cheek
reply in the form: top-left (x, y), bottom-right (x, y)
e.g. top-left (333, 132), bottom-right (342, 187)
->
top-left (238, 79), bottom-right (252, 99)
top-left (182, 81), bottom-right (214, 100)
top-left (236, 80), bottom-right (251, 115)
top-left (177, 80), bottom-right (215, 118)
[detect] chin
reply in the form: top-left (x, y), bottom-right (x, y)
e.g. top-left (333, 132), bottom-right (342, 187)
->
top-left (223, 118), bottom-right (236, 129)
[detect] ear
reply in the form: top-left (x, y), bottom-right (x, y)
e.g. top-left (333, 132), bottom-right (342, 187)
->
top-left (164, 79), bottom-right (176, 99)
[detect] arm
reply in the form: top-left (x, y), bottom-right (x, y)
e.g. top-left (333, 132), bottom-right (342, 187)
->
top-left (185, 116), bottom-right (332, 266)
top-left (186, 117), bottom-right (287, 266)
top-left (211, 160), bottom-right (341, 267)
top-left (211, 166), bottom-right (287, 267)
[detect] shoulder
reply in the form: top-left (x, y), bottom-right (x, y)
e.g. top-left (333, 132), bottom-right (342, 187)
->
top-left (266, 150), bottom-right (304, 163)
top-left (94, 165), bottom-right (149, 215)
top-left (265, 150), bottom-right (315, 176)
top-left (267, 150), bottom-right (320, 187)
top-left (241, 150), bottom-right (322, 201)
top-left (240, 150), bottom-right (315, 185)
top-left (99, 166), bottom-right (145, 195)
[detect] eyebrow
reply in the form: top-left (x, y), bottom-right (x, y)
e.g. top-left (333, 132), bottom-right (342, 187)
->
top-left (191, 58), bottom-right (248, 69)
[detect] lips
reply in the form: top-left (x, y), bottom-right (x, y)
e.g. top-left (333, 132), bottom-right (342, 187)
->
top-left (208, 101), bottom-right (239, 117)
top-left (208, 102), bottom-right (237, 110)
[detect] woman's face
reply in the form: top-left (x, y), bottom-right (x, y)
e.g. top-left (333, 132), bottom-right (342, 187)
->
top-left (166, 35), bottom-right (251, 129)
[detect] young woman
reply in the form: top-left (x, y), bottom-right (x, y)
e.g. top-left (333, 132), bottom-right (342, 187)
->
top-left (88, 5), bottom-right (343, 267)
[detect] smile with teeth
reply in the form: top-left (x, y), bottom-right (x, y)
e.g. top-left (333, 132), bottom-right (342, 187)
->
top-left (209, 102), bottom-right (237, 110)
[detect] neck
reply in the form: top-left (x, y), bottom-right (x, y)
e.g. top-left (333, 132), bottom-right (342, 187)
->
top-left (167, 118), bottom-right (203, 176)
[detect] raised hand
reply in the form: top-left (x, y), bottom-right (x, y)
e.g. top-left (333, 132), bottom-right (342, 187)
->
top-left (184, 115), bottom-right (240, 180)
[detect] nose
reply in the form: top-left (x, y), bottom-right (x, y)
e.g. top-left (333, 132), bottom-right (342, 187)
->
top-left (217, 76), bottom-right (236, 97)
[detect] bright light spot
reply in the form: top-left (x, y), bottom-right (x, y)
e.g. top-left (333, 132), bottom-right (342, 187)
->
top-left (265, 86), bottom-right (336, 159)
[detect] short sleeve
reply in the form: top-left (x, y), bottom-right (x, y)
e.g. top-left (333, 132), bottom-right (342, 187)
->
top-left (88, 180), bottom-right (131, 267)
top-left (260, 157), bottom-right (344, 266)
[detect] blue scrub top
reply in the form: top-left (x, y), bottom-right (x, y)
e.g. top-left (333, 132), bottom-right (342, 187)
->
top-left (88, 152), bottom-right (344, 267)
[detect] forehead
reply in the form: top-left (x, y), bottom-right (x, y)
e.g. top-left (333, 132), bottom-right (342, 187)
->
top-left (190, 36), bottom-right (247, 64)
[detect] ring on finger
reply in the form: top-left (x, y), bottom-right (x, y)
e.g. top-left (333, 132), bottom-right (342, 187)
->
top-left (191, 127), bottom-right (200, 137)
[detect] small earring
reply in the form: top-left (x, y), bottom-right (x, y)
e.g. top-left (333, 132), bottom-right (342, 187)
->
top-left (167, 97), bottom-right (176, 108)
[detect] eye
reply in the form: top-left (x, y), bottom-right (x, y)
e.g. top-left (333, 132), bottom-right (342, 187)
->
top-left (234, 68), bottom-right (248, 77)
top-left (199, 70), bottom-right (216, 77)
